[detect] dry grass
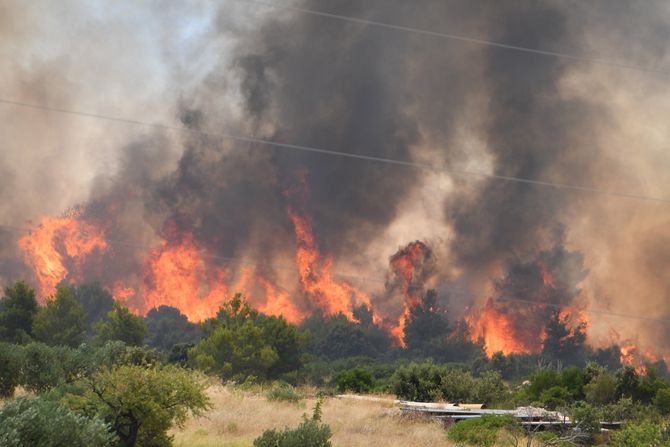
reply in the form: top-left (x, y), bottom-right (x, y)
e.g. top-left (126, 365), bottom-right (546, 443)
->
top-left (172, 384), bottom-right (456, 447)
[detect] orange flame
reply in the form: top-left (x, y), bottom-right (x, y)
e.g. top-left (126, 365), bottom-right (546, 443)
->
top-left (285, 171), bottom-right (372, 319)
top-left (388, 241), bottom-right (432, 346)
top-left (467, 298), bottom-right (544, 357)
top-left (17, 213), bottom-right (107, 300)
top-left (139, 228), bottom-right (228, 322)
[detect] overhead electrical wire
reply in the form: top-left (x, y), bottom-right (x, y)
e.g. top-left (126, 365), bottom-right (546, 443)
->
top-left (237, 0), bottom-right (670, 76)
top-left (0, 98), bottom-right (668, 204)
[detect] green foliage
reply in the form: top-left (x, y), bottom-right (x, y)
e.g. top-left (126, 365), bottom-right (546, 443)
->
top-left (472, 371), bottom-right (507, 405)
top-left (21, 342), bottom-right (67, 392)
top-left (615, 366), bottom-right (640, 400)
top-left (447, 414), bottom-right (516, 447)
top-left (0, 342), bottom-right (22, 397)
top-left (334, 367), bottom-right (374, 393)
top-left (145, 305), bottom-right (202, 351)
top-left (609, 421), bottom-right (666, 447)
top-left (71, 282), bottom-right (115, 336)
top-left (93, 302), bottom-right (146, 346)
top-left (253, 398), bottom-right (332, 447)
top-left (585, 371), bottom-right (617, 405)
top-left (33, 285), bottom-right (85, 347)
top-left (569, 401), bottom-right (601, 436)
top-left (0, 280), bottom-right (38, 343)
top-left (66, 364), bottom-right (210, 447)
top-left (0, 396), bottom-right (115, 447)
top-left (392, 362), bottom-right (508, 404)
top-left (539, 386), bottom-right (571, 410)
top-left (392, 362), bottom-right (444, 402)
top-left (300, 309), bottom-right (391, 360)
top-left (654, 387), bottom-right (670, 415)
top-left (267, 382), bottom-right (303, 403)
top-left (191, 294), bottom-right (309, 380)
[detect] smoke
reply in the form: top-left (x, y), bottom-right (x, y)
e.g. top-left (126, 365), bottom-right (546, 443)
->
top-left (1, 0), bottom-right (669, 355)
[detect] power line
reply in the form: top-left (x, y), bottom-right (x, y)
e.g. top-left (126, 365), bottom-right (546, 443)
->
top-left (238, 0), bottom-right (670, 76)
top-left (3, 222), bottom-right (669, 326)
top-left (1, 98), bottom-right (668, 204)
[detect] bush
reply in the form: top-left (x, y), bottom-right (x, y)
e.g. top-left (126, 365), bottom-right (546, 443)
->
top-left (267, 383), bottom-right (303, 403)
top-left (392, 362), bottom-right (444, 402)
top-left (0, 342), bottom-right (22, 397)
top-left (539, 385), bottom-right (571, 410)
top-left (0, 396), bottom-right (115, 447)
top-left (609, 421), bottom-right (665, 447)
top-left (21, 342), bottom-right (67, 392)
top-left (334, 368), bottom-right (374, 394)
top-left (447, 414), bottom-right (516, 447)
top-left (254, 398), bottom-right (331, 447)
top-left (654, 387), bottom-right (670, 415)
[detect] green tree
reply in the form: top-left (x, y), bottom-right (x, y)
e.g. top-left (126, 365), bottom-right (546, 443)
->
top-left (403, 289), bottom-right (450, 355)
top-left (0, 280), bottom-right (38, 343)
top-left (0, 396), bottom-right (115, 447)
top-left (654, 388), bottom-right (670, 415)
top-left (72, 282), bottom-right (115, 336)
top-left (33, 285), bottom-right (85, 347)
top-left (145, 305), bottom-right (202, 351)
top-left (541, 309), bottom-right (587, 365)
top-left (21, 342), bottom-right (67, 393)
top-left (67, 364), bottom-right (209, 447)
top-left (191, 294), bottom-right (308, 380)
top-left (0, 342), bottom-right (23, 397)
top-left (93, 302), bottom-right (146, 346)
top-left (585, 372), bottom-right (617, 405)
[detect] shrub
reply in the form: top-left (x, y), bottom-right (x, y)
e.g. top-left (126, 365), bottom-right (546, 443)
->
top-left (654, 387), bottom-right (670, 415)
top-left (0, 342), bottom-right (22, 397)
top-left (471, 371), bottom-right (507, 405)
top-left (447, 414), bottom-right (516, 447)
top-left (539, 385), bottom-right (571, 410)
top-left (267, 383), bottom-right (303, 403)
top-left (0, 396), bottom-right (115, 447)
top-left (21, 342), bottom-right (66, 392)
top-left (609, 421), bottom-right (664, 447)
top-left (254, 398), bottom-right (331, 447)
top-left (334, 368), bottom-right (374, 394)
top-left (392, 362), bottom-right (444, 402)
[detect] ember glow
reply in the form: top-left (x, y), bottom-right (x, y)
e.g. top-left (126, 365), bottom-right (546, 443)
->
top-left (17, 213), bottom-right (107, 300)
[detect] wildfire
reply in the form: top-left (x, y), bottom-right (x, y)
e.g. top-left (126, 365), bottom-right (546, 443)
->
top-left (467, 298), bottom-right (543, 357)
top-left (285, 171), bottom-right (372, 319)
top-left (618, 343), bottom-right (658, 375)
top-left (139, 226), bottom-right (228, 322)
top-left (388, 241), bottom-right (433, 346)
top-left (17, 213), bottom-right (107, 299)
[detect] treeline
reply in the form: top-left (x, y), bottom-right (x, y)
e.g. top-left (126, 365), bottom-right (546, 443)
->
top-left (1, 280), bottom-right (665, 386)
